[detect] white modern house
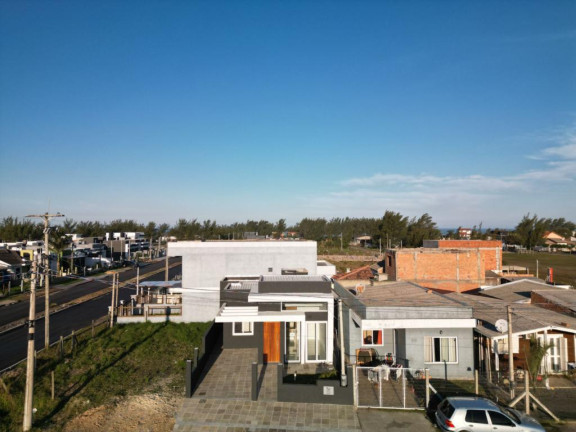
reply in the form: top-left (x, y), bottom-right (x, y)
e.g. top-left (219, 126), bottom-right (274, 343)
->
top-left (215, 275), bottom-right (334, 365)
top-left (167, 240), bottom-right (319, 321)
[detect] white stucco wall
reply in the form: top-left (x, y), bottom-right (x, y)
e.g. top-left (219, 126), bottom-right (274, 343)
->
top-left (168, 241), bottom-right (318, 321)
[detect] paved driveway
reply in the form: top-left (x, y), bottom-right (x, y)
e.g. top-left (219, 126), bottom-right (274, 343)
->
top-left (357, 409), bottom-right (436, 432)
top-left (173, 348), bottom-right (361, 432)
top-left (173, 348), bottom-right (443, 432)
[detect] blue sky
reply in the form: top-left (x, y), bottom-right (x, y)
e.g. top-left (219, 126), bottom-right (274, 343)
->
top-left (1, 0), bottom-right (575, 228)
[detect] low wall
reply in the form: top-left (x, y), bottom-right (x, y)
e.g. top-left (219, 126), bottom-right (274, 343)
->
top-left (186, 322), bottom-right (223, 397)
top-left (318, 255), bottom-right (382, 262)
top-left (276, 364), bottom-right (354, 405)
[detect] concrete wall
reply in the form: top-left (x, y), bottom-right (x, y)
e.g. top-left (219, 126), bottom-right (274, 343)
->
top-left (169, 241), bottom-right (317, 321)
top-left (403, 327), bottom-right (474, 379)
top-left (223, 322), bottom-right (263, 349)
top-left (316, 260), bottom-right (336, 277)
top-left (277, 364), bottom-right (354, 405)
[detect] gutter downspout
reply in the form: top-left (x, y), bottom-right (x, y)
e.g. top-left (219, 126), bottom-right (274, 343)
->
top-left (338, 298), bottom-right (347, 386)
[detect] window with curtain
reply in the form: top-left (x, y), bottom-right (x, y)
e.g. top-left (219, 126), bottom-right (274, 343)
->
top-left (362, 329), bottom-right (383, 346)
top-left (424, 336), bottom-right (458, 363)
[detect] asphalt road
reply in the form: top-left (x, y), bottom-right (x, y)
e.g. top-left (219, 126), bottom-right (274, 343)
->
top-left (0, 258), bottom-right (178, 329)
top-left (0, 263), bottom-right (182, 371)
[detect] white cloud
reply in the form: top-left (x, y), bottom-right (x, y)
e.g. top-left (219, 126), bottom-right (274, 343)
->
top-left (304, 127), bottom-right (576, 227)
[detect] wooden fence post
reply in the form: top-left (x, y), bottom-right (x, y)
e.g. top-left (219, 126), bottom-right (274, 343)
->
top-left (51, 371), bottom-right (55, 400)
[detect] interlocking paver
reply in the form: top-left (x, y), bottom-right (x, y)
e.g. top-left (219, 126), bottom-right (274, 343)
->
top-left (173, 348), bottom-right (360, 432)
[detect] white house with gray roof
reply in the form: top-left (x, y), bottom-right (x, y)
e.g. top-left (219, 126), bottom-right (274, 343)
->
top-left (334, 281), bottom-right (476, 379)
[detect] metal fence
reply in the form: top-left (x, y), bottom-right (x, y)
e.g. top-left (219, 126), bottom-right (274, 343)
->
top-left (355, 365), bottom-right (427, 409)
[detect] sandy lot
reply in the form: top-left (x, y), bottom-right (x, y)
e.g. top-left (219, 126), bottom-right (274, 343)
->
top-left (62, 393), bottom-right (178, 432)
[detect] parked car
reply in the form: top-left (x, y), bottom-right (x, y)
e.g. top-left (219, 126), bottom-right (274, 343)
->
top-left (435, 396), bottom-right (545, 432)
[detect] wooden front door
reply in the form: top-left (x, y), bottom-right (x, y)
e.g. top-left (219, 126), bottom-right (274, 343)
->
top-left (263, 322), bottom-right (281, 363)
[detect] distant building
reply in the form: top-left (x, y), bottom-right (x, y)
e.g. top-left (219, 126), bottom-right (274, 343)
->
top-left (105, 232), bottom-right (145, 241)
top-left (0, 249), bottom-right (24, 283)
top-left (543, 231), bottom-right (567, 247)
top-left (458, 228), bottom-right (473, 240)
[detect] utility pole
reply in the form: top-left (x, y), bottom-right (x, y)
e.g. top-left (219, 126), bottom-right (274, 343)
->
top-left (23, 257), bottom-right (38, 431)
top-left (165, 247), bottom-right (169, 281)
top-left (26, 212), bottom-right (64, 349)
top-left (70, 242), bottom-right (74, 275)
top-left (507, 305), bottom-right (515, 398)
top-left (110, 273), bottom-right (116, 328)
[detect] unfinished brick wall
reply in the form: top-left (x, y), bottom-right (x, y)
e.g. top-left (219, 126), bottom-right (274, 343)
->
top-left (386, 248), bottom-right (485, 293)
top-left (423, 240), bottom-right (502, 272)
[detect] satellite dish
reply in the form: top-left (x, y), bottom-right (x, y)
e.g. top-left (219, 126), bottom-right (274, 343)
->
top-left (495, 319), bottom-right (508, 334)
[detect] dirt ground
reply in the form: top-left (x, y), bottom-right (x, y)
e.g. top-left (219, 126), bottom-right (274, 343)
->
top-left (62, 393), bottom-right (179, 432)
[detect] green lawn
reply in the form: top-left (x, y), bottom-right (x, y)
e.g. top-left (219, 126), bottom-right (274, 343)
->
top-left (0, 321), bottom-right (211, 432)
top-left (502, 252), bottom-right (576, 286)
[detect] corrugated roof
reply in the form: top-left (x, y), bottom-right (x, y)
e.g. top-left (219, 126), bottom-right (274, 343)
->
top-left (445, 292), bottom-right (576, 338)
top-left (533, 289), bottom-right (576, 313)
top-left (479, 279), bottom-right (558, 303)
top-left (355, 281), bottom-right (469, 308)
top-left (0, 250), bottom-right (23, 266)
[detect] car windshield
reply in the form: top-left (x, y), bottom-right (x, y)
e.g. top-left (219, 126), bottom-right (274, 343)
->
top-left (502, 407), bottom-right (521, 423)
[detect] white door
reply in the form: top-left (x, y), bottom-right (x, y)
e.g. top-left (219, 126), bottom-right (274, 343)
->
top-left (538, 334), bottom-right (564, 373)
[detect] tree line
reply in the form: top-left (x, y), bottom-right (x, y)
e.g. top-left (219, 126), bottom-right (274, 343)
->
top-left (0, 213), bottom-right (573, 250)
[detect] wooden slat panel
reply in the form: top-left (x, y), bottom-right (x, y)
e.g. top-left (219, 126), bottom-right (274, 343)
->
top-left (263, 322), bottom-right (281, 363)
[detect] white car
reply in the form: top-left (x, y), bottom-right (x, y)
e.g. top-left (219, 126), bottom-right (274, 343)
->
top-left (435, 396), bottom-right (545, 432)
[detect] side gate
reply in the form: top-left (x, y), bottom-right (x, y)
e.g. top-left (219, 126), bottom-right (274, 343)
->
top-left (355, 365), bottom-right (427, 409)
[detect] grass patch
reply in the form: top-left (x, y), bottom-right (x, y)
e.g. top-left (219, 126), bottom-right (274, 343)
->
top-left (0, 321), bottom-right (211, 432)
top-left (502, 252), bottom-right (576, 285)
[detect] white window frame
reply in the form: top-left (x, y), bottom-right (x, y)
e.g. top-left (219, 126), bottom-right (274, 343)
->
top-left (362, 328), bottom-right (384, 346)
top-left (306, 321), bottom-right (327, 363)
top-left (424, 336), bottom-right (459, 364)
top-left (232, 321), bottom-right (254, 336)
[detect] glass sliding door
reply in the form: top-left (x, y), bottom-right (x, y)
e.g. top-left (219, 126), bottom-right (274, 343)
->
top-left (285, 322), bottom-right (300, 362)
top-left (306, 322), bottom-right (327, 362)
